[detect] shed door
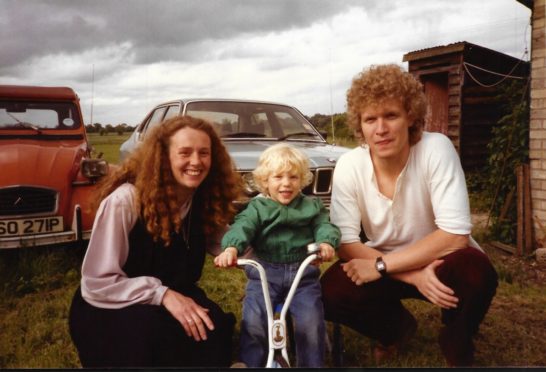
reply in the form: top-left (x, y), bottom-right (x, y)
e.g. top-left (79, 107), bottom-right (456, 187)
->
top-left (421, 73), bottom-right (448, 135)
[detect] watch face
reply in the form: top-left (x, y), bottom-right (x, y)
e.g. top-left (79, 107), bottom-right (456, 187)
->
top-left (376, 260), bottom-right (386, 272)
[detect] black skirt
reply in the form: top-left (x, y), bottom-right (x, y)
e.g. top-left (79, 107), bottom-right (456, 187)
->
top-left (68, 285), bottom-right (235, 368)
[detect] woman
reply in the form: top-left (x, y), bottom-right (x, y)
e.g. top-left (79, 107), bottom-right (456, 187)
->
top-left (68, 116), bottom-right (241, 367)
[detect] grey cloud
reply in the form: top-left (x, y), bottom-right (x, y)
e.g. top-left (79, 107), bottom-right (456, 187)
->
top-left (1, 0), bottom-right (369, 77)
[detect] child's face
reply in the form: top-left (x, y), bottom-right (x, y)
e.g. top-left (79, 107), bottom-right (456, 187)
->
top-left (265, 170), bottom-right (302, 205)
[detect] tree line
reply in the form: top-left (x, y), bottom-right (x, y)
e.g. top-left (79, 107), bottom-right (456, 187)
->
top-left (85, 123), bottom-right (135, 135)
top-left (85, 113), bottom-right (357, 140)
top-left (307, 112), bottom-right (355, 143)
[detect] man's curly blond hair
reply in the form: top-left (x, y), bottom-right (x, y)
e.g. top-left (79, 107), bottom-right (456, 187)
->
top-left (252, 143), bottom-right (313, 195)
top-left (346, 64), bottom-right (428, 146)
top-left (94, 115), bottom-right (242, 245)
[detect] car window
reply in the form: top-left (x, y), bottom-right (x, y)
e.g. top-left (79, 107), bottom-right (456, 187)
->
top-left (0, 101), bottom-right (80, 129)
top-left (185, 101), bottom-right (322, 141)
top-left (163, 105), bottom-right (180, 121)
top-left (274, 111), bottom-right (317, 138)
top-left (249, 112), bottom-right (273, 137)
top-left (143, 106), bottom-right (167, 134)
top-left (186, 104), bottom-right (239, 136)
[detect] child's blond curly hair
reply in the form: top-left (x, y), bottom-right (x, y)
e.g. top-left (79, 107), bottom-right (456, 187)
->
top-left (252, 143), bottom-right (313, 195)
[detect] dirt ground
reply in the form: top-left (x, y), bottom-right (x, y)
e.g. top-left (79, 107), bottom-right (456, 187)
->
top-left (472, 212), bottom-right (546, 286)
top-left (484, 243), bottom-right (546, 286)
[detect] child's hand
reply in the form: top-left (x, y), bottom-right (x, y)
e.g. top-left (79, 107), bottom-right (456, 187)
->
top-left (319, 243), bottom-right (335, 262)
top-left (214, 247), bottom-right (238, 268)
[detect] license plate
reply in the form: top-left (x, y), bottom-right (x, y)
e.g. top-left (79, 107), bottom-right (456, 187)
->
top-left (0, 216), bottom-right (64, 237)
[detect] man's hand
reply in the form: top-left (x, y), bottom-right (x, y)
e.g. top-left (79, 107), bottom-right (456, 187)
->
top-left (411, 260), bottom-right (458, 309)
top-left (162, 289), bottom-right (214, 341)
top-left (341, 258), bottom-right (381, 285)
top-left (213, 247), bottom-right (238, 267)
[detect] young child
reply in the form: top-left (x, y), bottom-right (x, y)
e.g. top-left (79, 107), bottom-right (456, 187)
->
top-left (214, 143), bottom-right (340, 368)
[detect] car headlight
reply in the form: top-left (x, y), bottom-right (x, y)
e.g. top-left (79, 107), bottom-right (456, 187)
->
top-left (241, 172), bottom-right (258, 196)
top-left (81, 158), bottom-right (109, 178)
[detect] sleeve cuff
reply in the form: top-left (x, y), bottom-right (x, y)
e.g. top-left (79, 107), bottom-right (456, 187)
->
top-left (153, 285), bottom-right (169, 306)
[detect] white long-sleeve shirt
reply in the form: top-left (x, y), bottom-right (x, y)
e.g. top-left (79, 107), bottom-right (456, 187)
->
top-left (330, 131), bottom-right (481, 253)
top-left (80, 183), bottom-right (195, 309)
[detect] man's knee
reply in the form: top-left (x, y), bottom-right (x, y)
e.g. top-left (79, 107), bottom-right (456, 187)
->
top-left (438, 247), bottom-right (498, 298)
top-left (320, 261), bottom-right (350, 301)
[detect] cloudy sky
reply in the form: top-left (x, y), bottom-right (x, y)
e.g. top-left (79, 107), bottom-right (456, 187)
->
top-left (1, 0), bottom-right (531, 126)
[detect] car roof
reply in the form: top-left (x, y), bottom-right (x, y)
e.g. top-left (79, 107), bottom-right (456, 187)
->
top-left (0, 85), bottom-right (79, 101)
top-left (158, 98), bottom-right (296, 107)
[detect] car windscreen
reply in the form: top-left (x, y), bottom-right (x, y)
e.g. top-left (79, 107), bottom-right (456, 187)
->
top-left (184, 101), bottom-right (322, 141)
top-left (0, 101), bottom-right (81, 130)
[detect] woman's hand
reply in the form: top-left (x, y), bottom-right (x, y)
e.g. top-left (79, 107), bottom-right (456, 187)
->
top-left (162, 289), bottom-right (215, 341)
top-left (213, 247), bottom-right (238, 267)
top-left (411, 260), bottom-right (458, 309)
top-left (341, 258), bottom-right (381, 285)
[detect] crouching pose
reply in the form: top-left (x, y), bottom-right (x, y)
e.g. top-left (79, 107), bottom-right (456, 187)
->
top-left (69, 116), bottom-right (241, 368)
top-left (215, 143), bottom-right (340, 367)
top-left (321, 64), bottom-right (498, 367)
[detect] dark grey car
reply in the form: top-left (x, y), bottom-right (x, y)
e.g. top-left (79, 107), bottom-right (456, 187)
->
top-left (120, 99), bottom-right (350, 207)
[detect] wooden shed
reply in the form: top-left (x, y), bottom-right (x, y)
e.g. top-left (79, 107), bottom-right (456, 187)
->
top-left (402, 41), bottom-right (530, 171)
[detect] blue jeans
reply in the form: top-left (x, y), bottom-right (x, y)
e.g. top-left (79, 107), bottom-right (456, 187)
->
top-left (239, 260), bottom-right (326, 367)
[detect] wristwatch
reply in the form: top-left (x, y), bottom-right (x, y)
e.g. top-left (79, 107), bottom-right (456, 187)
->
top-left (375, 256), bottom-right (388, 277)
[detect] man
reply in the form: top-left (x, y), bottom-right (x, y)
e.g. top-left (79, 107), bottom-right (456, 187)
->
top-left (321, 64), bottom-right (498, 367)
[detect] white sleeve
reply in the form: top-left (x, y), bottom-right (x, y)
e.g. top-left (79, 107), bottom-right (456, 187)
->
top-left (426, 134), bottom-right (473, 235)
top-left (80, 184), bottom-right (168, 309)
top-left (330, 153), bottom-right (363, 244)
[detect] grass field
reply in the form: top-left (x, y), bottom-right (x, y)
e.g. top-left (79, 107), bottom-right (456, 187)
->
top-left (0, 134), bottom-right (545, 368)
top-left (87, 132), bottom-right (132, 164)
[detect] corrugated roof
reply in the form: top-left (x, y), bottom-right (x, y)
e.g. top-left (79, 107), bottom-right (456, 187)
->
top-left (402, 41), bottom-right (468, 62)
top-left (402, 41), bottom-right (523, 63)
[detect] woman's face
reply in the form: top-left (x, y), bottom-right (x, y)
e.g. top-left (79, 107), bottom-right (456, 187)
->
top-left (168, 127), bottom-right (212, 190)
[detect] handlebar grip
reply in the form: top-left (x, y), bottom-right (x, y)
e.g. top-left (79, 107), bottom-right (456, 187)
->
top-left (307, 242), bottom-right (320, 255)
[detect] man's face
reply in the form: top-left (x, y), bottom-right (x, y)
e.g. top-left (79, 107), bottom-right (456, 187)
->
top-left (359, 98), bottom-right (412, 162)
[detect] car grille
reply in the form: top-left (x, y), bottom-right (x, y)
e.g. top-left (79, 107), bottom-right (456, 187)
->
top-left (307, 168), bottom-right (333, 195)
top-left (0, 186), bottom-right (58, 217)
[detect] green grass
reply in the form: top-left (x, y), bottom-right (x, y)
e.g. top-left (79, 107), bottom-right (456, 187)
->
top-left (87, 132), bottom-right (131, 164)
top-left (1, 246), bottom-right (545, 368)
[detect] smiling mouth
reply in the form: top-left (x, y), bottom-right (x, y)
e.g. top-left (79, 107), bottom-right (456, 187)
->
top-left (184, 169), bottom-right (202, 176)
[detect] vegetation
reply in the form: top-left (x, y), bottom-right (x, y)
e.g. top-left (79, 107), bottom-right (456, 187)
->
top-left (470, 80), bottom-right (530, 244)
top-left (1, 239), bottom-right (544, 368)
top-left (85, 123), bottom-right (135, 136)
top-left (308, 112), bottom-right (355, 145)
top-left (87, 132), bottom-right (131, 164)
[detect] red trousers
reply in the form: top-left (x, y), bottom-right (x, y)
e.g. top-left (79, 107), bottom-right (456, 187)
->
top-left (320, 247), bottom-right (498, 366)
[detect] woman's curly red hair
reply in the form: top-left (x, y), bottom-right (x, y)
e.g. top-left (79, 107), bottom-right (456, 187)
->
top-left (94, 115), bottom-right (241, 246)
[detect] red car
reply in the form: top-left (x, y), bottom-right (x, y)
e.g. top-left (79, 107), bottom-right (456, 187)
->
top-left (0, 85), bottom-right (110, 249)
